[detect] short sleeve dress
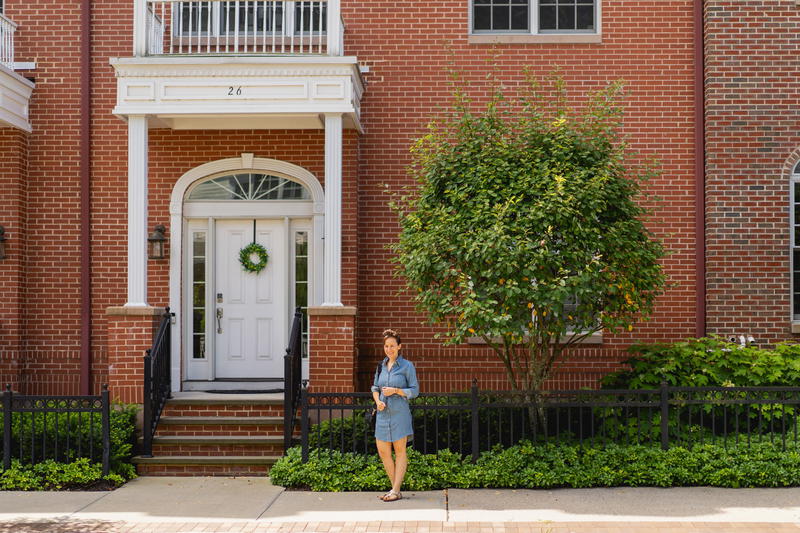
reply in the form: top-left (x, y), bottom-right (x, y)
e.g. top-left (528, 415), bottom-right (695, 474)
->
top-left (370, 355), bottom-right (419, 443)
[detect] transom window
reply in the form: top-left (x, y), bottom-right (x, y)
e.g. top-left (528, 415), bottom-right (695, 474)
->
top-left (792, 162), bottom-right (800, 320)
top-left (187, 173), bottom-right (311, 201)
top-left (472, 0), bottom-right (597, 33)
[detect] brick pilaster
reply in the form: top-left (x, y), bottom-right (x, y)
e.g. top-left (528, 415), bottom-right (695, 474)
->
top-left (308, 306), bottom-right (357, 393)
top-left (106, 306), bottom-right (162, 404)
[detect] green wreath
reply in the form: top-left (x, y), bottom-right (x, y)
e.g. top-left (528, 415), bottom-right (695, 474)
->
top-left (239, 242), bottom-right (269, 273)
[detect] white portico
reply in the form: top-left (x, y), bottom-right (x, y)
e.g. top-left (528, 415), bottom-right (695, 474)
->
top-left (110, 0), bottom-right (363, 390)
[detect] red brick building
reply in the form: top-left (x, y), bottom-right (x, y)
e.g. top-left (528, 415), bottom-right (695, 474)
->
top-left (0, 1), bottom-right (794, 473)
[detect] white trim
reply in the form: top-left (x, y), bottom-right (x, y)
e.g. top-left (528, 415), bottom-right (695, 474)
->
top-left (791, 163), bottom-right (800, 325)
top-left (169, 156), bottom-right (325, 391)
top-left (125, 115), bottom-right (149, 307)
top-left (322, 113), bottom-right (343, 306)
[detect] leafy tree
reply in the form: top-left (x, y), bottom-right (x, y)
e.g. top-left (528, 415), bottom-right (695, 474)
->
top-left (392, 75), bottom-right (666, 405)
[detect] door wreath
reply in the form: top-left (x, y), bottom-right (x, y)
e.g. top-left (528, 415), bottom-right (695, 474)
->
top-left (239, 242), bottom-right (269, 273)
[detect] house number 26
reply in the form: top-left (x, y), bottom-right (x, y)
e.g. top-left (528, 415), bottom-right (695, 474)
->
top-left (227, 86), bottom-right (242, 96)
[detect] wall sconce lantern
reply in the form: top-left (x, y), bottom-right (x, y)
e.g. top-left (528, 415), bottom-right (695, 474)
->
top-left (0, 226), bottom-right (7, 260)
top-left (148, 224), bottom-right (167, 260)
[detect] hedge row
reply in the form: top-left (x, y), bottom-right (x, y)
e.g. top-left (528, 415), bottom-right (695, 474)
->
top-left (270, 441), bottom-right (800, 491)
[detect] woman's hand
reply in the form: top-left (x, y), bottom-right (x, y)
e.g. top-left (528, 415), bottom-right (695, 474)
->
top-left (382, 386), bottom-right (402, 397)
top-left (376, 400), bottom-right (386, 411)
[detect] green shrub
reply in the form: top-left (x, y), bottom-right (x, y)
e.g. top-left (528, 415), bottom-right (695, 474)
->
top-left (602, 337), bottom-right (800, 389)
top-left (0, 402), bottom-right (138, 482)
top-left (0, 458), bottom-right (126, 491)
top-left (271, 441), bottom-right (800, 491)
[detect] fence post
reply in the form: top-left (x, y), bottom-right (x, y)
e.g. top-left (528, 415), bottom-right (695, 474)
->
top-left (3, 384), bottom-right (11, 470)
top-left (283, 351), bottom-right (293, 453)
top-left (471, 378), bottom-right (479, 463)
top-left (101, 385), bottom-right (111, 476)
top-left (660, 380), bottom-right (669, 450)
top-left (300, 382), bottom-right (309, 463)
top-left (142, 351), bottom-right (153, 458)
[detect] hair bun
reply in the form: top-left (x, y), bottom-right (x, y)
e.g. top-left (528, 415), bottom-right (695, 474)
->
top-left (382, 329), bottom-right (398, 338)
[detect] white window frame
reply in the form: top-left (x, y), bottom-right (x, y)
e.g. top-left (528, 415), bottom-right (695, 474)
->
top-left (791, 162), bottom-right (800, 328)
top-left (469, 0), bottom-right (602, 44)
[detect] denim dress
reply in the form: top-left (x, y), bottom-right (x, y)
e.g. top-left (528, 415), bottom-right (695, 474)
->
top-left (371, 355), bottom-right (419, 442)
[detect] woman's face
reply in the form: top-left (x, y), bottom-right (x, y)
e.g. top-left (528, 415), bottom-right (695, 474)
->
top-left (384, 337), bottom-right (401, 359)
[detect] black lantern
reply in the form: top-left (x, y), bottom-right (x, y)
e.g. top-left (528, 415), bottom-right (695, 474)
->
top-left (0, 226), bottom-right (6, 260)
top-left (148, 224), bottom-right (167, 260)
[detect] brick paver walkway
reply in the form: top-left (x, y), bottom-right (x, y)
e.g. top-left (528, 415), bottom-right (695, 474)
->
top-left (2, 520), bottom-right (799, 533)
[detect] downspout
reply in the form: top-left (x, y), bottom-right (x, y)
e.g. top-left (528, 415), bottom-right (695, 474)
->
top-left (80, 0), bottom-right (92, 394)
top-left (694, 0), bottom-right (706, 338)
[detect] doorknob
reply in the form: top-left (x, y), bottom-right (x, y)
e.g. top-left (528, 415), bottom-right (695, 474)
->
top-left (216, 307), bottom-right (223, 334)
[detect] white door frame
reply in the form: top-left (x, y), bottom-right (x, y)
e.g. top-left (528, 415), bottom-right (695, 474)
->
top-left (168, 155), bottom-right (325, 392)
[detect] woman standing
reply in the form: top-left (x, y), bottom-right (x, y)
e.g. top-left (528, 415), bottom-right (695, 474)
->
top-left (371, 329), bottom-right (419, 502)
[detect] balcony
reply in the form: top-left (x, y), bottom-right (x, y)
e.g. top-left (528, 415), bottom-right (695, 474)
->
top-left (111, 0), bottom-right (361, 131)
top-left (0, 14), bottom-right (33, 132)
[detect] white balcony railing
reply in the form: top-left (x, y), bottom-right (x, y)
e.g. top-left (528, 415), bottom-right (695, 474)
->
top-left (136, 0), bottom-right (341, 56)
top-left (0, 14), bottom-right (17, 70)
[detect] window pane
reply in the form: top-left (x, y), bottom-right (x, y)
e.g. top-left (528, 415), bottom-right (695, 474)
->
top-left (193, 334), bottom-right (205, 359)
top-left (188, 173), bottom-right (311, 201)
top-left (193, 284), bottom-right (205, 308)
top-left (557, 5), bottom-right (575, 29)
top-left (511, 6), bottom-right (529, 30)
top-left (576, 5), bottom-right (594, 29)
top-left (474, 6), bottom-right (492, 30)
top-left (493, 6), bottom-right (510, 30)
top-left (193, 309), bottom-right (204, 332)
top-left (539, 5), bottom-right (556, 29)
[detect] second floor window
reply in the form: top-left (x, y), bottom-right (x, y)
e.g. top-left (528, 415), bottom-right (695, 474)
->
top-left (472, 0), bottom-right (597, 33)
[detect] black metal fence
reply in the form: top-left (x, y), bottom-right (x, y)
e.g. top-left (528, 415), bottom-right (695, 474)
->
top-left (300, 382), bottom-right (800, 462)
top-left (2, 385), bottom-right (111, 475)
top-left (283, 307), bottom-right (304, 452)
top-left (142, 307), bottom-right (173, 457)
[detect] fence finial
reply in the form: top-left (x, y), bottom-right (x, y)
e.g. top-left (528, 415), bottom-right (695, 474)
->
top-left (5, 384), bottom-right (10, 392)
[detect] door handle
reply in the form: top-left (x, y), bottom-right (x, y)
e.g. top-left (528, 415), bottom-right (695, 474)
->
top-left (216, 307), bottom-right (223, 334)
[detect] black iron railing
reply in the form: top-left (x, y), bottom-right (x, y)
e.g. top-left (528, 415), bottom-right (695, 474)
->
top-left (283, 307), bottom-right (304, 452)
top-left (142, 307), bottom-right (173, 457)
top-left (300, 382), bottom-right (800, 462)
top-left (2, 385), bottom-right (111, 475)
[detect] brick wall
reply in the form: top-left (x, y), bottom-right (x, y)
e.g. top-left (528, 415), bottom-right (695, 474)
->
top-left (6, 0), bottom-right (84, 394)
top-left (349, 0), bottom-right (699, 380)
top-left (4, 0), bottom-right (703, 395)
top-left (704, 0), bottom-right (800, 344)
top-left (0, 129), bottom-right (28, 390)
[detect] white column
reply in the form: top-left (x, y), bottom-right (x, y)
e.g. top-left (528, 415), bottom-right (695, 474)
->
top-left (322, 113), bottom-right (343, 306)
top-left (125, 115), bottom-right (149, 307)
top-left (326, 0), bottom-right (342, 55)
top-left (133, 0), bottom-right (148, 56)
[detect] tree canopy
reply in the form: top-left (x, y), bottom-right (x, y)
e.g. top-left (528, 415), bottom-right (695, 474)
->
top-left (392, 75), bottom-right (667, 393)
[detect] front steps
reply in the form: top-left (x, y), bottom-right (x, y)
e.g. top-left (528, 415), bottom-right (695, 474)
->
top-left (133, 392), bottom-right (287, 476)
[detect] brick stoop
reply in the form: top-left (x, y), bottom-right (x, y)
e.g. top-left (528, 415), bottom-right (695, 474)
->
top-left (132, 393), bottom-right (288, 476)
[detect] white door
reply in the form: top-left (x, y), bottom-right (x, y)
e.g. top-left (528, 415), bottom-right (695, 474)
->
top-left (214, 219), bottom-right (288, 379)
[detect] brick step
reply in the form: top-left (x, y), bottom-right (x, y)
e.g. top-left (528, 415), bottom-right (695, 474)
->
top-left (133, 455), bottom-right (278, 476)
top-left (155, 416), bottom-right (285, 437)
top-left (148, 439), bottom-right (284, 456)
top-left (161, 403), bottom-right (284, 418)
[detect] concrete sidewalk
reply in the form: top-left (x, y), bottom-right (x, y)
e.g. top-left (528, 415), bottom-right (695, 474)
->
top-left (0, 477), bottom-right (800, 532)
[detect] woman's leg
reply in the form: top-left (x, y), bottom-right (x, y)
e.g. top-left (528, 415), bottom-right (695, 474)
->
top-left (390, 437), bottom-right (408, 494)
top-left (376, 439), bottom-right (395, 488)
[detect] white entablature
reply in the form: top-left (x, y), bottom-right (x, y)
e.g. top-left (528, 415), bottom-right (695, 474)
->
top-left (109, 56), bottom-right (364, 131)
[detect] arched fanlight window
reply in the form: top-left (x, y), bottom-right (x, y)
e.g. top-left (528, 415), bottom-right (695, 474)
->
top-left (187, 173), bottom-right (311, 201)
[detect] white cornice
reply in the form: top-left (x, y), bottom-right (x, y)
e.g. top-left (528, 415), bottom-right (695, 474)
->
top-left (0, 65), bottom-right (34, 132)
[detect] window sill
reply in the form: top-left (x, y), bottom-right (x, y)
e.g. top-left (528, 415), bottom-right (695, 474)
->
top-left (468, 33), bottom-right (602, 45)
top-left (467, 332), bottom-right (603, 345)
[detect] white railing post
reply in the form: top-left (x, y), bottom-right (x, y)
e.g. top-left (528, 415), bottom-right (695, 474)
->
top-left (0, 15), bottom-right (18, 70)
top-left (134, 0), bottom-right (149, 56)
top-left (326, 0), bottom-right (341, 55)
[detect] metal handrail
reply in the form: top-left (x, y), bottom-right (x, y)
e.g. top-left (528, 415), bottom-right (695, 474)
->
top-left (142, 307), bottom-right (173, 457)
top-left (283, 307), bottom-right (303, 452)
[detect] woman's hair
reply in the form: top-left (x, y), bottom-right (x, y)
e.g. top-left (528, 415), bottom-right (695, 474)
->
top-left (382, 329), bottom-right (401, 345)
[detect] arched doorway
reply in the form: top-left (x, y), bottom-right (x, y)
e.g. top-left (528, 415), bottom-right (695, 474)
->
top-left (169, 156), bottom-right (324, 391)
